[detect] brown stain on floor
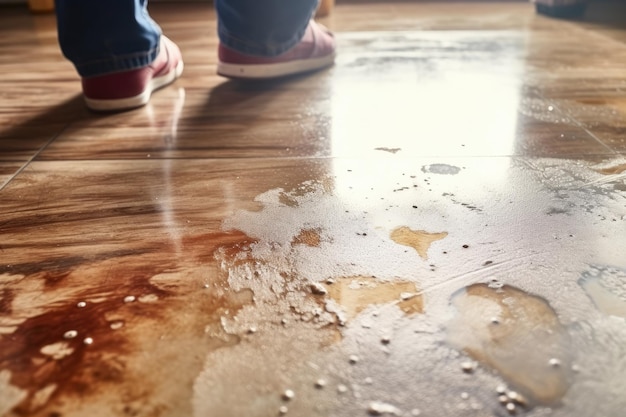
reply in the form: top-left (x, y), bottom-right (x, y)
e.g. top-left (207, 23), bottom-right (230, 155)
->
top-left (0, 230), bottom-right (257, 416)
top-left (446, 283), bottom-right (573, 406)
top-left (390, 226), bottom-right (448, 259)
top-left (324, 276), bottom-right (423, 319)
top-left (291, 228), bottom-right (322, 247)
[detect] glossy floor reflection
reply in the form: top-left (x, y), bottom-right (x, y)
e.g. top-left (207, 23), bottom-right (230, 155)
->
top-left (1, 2), bottom-right (626, 417)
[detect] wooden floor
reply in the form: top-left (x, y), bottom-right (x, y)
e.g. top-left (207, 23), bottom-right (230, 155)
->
top-left (1, 2), bottom-right (626, 417)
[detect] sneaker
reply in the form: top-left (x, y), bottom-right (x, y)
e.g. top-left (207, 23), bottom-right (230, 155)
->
top-left (82, 36), bottom-right (184, 111)
top-left (217, 20), bottom-right (335, 79)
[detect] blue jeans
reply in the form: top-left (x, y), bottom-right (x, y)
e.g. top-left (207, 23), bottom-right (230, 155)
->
top-left (56, 0), bottom-right (319, 77)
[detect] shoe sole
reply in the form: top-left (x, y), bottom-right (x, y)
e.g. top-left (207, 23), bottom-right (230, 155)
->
top-left (217, 53), bottom-right (335, 79)
top-left (84, 60), bottom-right (184, 112)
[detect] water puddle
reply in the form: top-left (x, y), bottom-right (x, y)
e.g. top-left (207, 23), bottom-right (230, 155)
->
top-left (579, 265), bottom-right (626, 319)
top-left (390, 226), bottom-right (447, 259)
top-left (446, 283), bottom-right (572, 406)
top-left (323, 276), bottom-right (423, 319)
top-left (421, 164), bottom-right (461, 175)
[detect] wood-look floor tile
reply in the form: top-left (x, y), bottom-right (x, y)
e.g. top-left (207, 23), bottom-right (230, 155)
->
top-left (553, 97), bottom-right (626, 153)
top-left (0, 124), bottom-right (67, 162)
top-left (323, 1), bottom-right (535, 31)
top-left (37, 30), bottom-right (613, 161)
top-left (2, 2), bottom-right (626, 417)
top-left (0, 162), bottom-right (24, 189)
top-left (1, 156), bottom-right (625, 417)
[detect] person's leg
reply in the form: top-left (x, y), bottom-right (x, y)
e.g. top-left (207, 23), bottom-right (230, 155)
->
top-left (217, 0), bottom-right (318, 57)
top-left (216, 0), bottom-right (335, 79)
top-left (56, 0), bottom-right (183, 111)
top-left (56, 0), bottom-right (161, 77)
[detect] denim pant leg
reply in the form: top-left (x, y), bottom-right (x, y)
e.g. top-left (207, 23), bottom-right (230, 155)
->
top-left (216, 0), bottom-right (320, 57)
top-left (56, 0), bottom-right (161, 77)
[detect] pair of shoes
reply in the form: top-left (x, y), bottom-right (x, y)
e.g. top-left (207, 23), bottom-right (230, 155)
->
top-left (82, 36), bottom-right (184, 111)
top-left (217, 20), bottom-right (336, 79)
top-left (81, 21), bottom-right (335, 111)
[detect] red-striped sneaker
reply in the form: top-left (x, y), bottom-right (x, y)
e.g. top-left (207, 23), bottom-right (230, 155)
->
top-left (82, 36), bottom-right (183, 111)
top-left (217, 20), bottom-right (335, 79)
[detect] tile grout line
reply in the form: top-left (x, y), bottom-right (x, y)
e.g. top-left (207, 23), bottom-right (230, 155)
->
top-left (538, 91), bottom-right (619, 156)
top-left (0, 122), bottom-right (71, 193)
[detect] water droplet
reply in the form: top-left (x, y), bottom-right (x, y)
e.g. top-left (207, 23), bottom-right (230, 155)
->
top-left (110, 321), bottom-right (124, 330)
top-left (487, 280), bottom-right (504, 289)
top-left (282, 389), bottom-right (295, 401)
top-left (337, 384), bottom-right (348, 393)
top-left (510, 392), bottom-right (527, 407)
top-left (138, 294), bottom-right (159, 303)
top-left (83, 337), bottom-right (93, 345)
top-left (248, 326), bottom-right (257, 334)
top-left (506, 402), bottom-right (516, 414)
top-left (490, 317), bottom-right (500, 325)
top-left (496, 385), bottom-right (507, 394)
top-left (367, 401), bottom-right (401, 416)
top-left (549, 358), bottom-right (561, 367)
top-left (123, 295), bottom-right (136, 303)
top-left (461, 392), bottom-right (469, 400)
top-left (63, 330), bottom-right (78, 339)
top-left (364, 377), bottom-right (373, 384)
top-left (314, 379), bottom-right (326, 389)
top-left (281, 318), bottom-right (288, 326)
top-left (326, 278), bottom-right (335, 285)
top-left (278, 405), bottom-right (288, 415)
top-left (76, 301), bottom-right (86, 308)
top-left (498, 395), bottom-right (509, 404)
top-left (548, 106), bottom-right (554, 111)
top-left (349, 354), bottom-right (359, 364)
top-left (203, 284), bottom-right (209, 289)
top-left (461, 361), bottom-right (475, 373)
top-left (310, 282), bottom-right (328, 295)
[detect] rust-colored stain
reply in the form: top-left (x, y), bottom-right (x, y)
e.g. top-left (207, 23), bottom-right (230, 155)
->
top-left (324, 276), bottom-right (423, 319)
top-left (0, 231), bottom-right (257, 416)
top-left (291, 228), bottom-right (322, 247)
top-left (446, 283), bottom-right (573, 406)
top-left (390, 226), bottom-right (448, 259)
top-left (278, 178), bottom-right (334, 208)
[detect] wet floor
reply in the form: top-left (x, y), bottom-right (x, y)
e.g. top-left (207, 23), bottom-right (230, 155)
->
top-left (1, 2), bottom-right (626, 417)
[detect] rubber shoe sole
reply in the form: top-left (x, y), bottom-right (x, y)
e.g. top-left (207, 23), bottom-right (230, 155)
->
top-left (217, 52), bottom-right (335, 80)
top-left (85, 59), bottom-right (184, 112)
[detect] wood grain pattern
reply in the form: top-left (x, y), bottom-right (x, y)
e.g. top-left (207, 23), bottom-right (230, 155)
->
top-left (1, 2), bottom-right (626, 417)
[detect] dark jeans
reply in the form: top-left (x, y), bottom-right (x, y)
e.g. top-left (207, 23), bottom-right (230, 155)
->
top-left (55, 0), bottom-right (319, 77)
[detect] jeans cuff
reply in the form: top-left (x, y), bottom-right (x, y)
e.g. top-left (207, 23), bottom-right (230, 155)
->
top-left (75, 45), bottom-right (160, 78)
top-left (218, 24), bottom-right (308, 57)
